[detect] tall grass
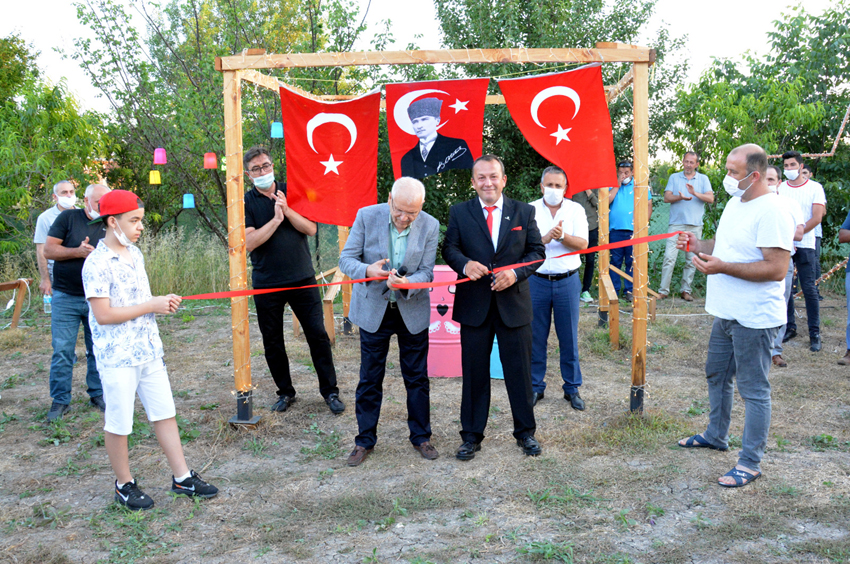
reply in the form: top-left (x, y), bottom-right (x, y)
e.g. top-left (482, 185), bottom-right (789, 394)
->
top-left (139, 227), bottom-right (231, 296)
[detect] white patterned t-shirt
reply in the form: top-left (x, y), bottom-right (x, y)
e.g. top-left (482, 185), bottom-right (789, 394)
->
top-left (82, 241), bottom-right (164, 368)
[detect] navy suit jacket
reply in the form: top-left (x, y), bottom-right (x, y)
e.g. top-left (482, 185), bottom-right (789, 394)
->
top-left (400, 134), bottom-right (474, 179)
top-left (442, 196), bottom-right (544, 328)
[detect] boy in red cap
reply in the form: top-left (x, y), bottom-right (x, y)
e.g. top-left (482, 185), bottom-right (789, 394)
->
top-left (82, 190), bottom-right (217, 510)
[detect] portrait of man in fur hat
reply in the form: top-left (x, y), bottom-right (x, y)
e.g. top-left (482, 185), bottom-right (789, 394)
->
top-left (400, 98), bottom-right (474, 179)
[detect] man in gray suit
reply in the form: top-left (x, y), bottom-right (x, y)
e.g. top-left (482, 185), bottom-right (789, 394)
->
top-left (339, 177), bottom-right (440, 466)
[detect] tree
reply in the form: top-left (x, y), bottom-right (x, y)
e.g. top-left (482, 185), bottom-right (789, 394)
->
top-left (70, 0), bottom-right (372, 242)
top-left (0, 37), bottom-right (111, 252)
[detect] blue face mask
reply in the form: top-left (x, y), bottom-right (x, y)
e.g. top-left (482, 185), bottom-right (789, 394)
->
top-left (251, 172), bottom-right (275, 190)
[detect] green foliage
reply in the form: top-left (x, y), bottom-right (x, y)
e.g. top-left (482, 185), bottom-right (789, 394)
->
top-left (70, 0), bottom-right (371, 243)
top-left (0, 45), bottom-right (112, 251)
top-left (516, 540), bottom-right (575, 563)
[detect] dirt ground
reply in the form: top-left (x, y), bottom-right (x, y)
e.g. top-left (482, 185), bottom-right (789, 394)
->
top-left (0, 293), bottom-right (848, 564)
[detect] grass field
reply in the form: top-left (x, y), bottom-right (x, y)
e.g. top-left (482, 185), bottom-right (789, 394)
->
top-left (0, 290), bottom-right (848, 563)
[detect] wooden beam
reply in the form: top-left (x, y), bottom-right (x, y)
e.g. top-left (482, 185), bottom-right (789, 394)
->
top-left (630, 61), bottom-right (650, 411)
top-left (606, 68), bottom-right (634, 103)
top-left (338, 226), bottom-right (352, 318)
top-left (216, 47), bottom-right (652, 71)
top-left (223, 70), bottom-right (252, 394)
top-left (607, 265), bottom-right (660, 299)
top-left (601, 274), bottom-right (619, 350)
top-left (597, 186), bottom-right (611, 324)
top-left (322, 269), bottom-right (346, 346)
top-left (0, 279), bottom-right (32, 330)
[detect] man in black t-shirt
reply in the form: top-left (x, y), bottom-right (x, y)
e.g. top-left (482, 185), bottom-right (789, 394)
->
top-left (243, 146), bottom-right (344, 415)
top-left (43, 183), bottom-right (110, 421)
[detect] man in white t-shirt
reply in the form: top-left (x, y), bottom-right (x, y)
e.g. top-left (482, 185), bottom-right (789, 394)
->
top-left (765, 165), bottom-right (805, 368)
top-left (33, 180), bottom-right (78, 295)
top-left (675, 144), bottom-right (794, 488)
top-left (778, 150), bottom-right (825, 351)
top-left (528, 166), bottom-right (589, 410)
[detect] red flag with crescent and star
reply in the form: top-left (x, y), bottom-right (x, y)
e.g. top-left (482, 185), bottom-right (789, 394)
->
top-left (385, 78), bottom-right (488, 180)
top-left (498, 64), bottom-right (617, 196)
top-left (279, 85), bottom-right (380, 226)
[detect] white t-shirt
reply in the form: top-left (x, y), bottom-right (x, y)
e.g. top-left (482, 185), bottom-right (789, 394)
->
top-left (33, 205), bottom-right (65, 282)
top-left (772, 193), bottom-right (804, 257)
top-left (777, 179), bottom-right (825, 249)
top-left (705, 194), bottom-right (795, 329)
top-left (531, 198), bottom-right (589, 274)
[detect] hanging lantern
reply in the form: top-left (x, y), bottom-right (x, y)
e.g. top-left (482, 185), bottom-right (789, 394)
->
top-left (149, 170), bottom-right (161, 184)
top-left (183, 194), bottom-right (195, 209)
top-left (270, 122), bottom-right (283, 138)
top-left (153, 148), bottom-right (167, 164)
top-left (203, 152), bottom-right (218, 169)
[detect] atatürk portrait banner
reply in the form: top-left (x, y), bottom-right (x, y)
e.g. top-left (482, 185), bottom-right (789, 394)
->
top-left (385, 78), bottom-right (489, 180)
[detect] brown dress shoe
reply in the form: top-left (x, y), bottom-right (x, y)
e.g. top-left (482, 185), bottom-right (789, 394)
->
top-left (346, 445), bottom-right (373, 467)
top-left (413, 441), bottom-right (439, 460)
top-left (681, 292), bottom-right (694, 302)
top-left (772, 354), bottom-right (787, 368)
top-left (658, 293), bottom-right (669, 300)
top-left (839, 350), bottom-right (850, 366)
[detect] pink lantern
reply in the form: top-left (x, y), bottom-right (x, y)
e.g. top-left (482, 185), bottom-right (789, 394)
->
top-left (153, 148), bottom-right (167, 165)
top-left (203, 152), bottom-right (217, 169)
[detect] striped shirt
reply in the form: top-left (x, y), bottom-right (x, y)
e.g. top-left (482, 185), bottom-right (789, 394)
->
top-left (777, 179), bottom-right (825, 249)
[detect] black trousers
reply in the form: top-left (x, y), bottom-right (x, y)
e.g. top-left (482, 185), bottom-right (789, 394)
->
top-left (355, 306), bottom-right (431, 449)
top-left (459, 298), bottom-right (536, 444)
top-left (786, 248), bottom-right (820, 338)
top-left (581, 228), bottom-right (599, 294)
top-left (253, 281), bottom-right (338, 399)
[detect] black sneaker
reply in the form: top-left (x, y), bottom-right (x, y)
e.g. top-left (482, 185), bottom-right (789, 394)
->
top-left (325, 393), bottom-right (345, 414)
top-left (115, 479), bottom-right (154, 511)
top-left (271, 395), bottom-right (295, 412)
top-left (171, 470), bottom-right (218, 499)
top-left (47, 401), bottom-right (70, 422)
top-left (90, 396), bottom-right (106, 412)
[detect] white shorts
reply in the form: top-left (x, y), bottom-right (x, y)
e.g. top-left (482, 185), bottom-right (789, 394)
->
top-left (100, 358), bottom-right (176, 435)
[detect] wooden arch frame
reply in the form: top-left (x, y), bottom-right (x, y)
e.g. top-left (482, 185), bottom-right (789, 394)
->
top-left (215, 43), bottom-right (655, 424)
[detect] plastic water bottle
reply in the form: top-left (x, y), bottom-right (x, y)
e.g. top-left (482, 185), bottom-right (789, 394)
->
top-left (43, 295), bottom-right (52, 314)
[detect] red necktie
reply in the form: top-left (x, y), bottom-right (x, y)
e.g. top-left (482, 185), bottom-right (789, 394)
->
top-left (485, 205), bottom-right (497, 238)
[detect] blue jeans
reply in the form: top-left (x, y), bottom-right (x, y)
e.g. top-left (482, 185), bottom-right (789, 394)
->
top-left (771, 260), bottom-right (795, 356)
top-left (845, 268), bottom-right (850, 350)
top-left (704, 318), bottom-right (776, 472)
top-left (530, 273), bottom-right (582, 395)
top-left (49, 290), bottom-right (102, 405)
top-left (609, 229), bottom-right (633, 296)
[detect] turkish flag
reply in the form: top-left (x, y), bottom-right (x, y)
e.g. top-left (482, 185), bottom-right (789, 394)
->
top-left (279, 85), bottom-right (380, 226)
top-left (385, 78), bottom-right (488, 180)
top-left (498, 64), bottom-right (617, 196)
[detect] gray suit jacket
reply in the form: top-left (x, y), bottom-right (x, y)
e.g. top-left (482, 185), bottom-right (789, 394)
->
top-left (339, 203), bottom-right (439, 334)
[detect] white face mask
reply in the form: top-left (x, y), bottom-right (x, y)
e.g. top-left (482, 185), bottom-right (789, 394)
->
top-left (621, 177), bottom-right (632, 186)
top-left (57, 195), bottom-right (76, 209)
top-left (251, 171), bottom-right (275, 189)
top-left (722, 171), bottom-right (754, 198)
top-left (87, 203), bottom-right (100, 220)
top-left (114, 223), bottom-right (132, 247)
top-left (542, 187), bottom-right (565, 207)
top-left (783, 168), bottom-right (799, 181)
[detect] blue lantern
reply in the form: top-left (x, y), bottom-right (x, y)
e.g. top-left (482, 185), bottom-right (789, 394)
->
top-left (183, 194), bottom-right (195, 209)
top-left (270, 122), bottom-right (283, 138)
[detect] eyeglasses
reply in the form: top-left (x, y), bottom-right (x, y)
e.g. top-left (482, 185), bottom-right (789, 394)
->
top-left (391, 200), bottom-right (420, 220)
top-left (248, 162), bottom-right (273, 175)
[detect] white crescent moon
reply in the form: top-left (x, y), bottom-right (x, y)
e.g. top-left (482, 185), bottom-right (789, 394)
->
top-left (393, 89), bottom-right (449, 135)
top-left (530, 86), bottom-right (581, 128)
top-left (306, 113), bottom-right (358, 154)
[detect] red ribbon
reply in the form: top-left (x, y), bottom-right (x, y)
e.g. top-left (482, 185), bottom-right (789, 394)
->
top-left (182, 231), bottom-right (682, 300)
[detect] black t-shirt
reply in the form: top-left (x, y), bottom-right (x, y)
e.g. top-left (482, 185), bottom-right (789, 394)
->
top-left (47, 209), bottom-right (107, 296)
top-left (244, 182), bottom-right (315, 289)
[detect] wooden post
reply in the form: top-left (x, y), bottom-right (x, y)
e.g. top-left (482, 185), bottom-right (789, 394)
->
top-left (598, 185), bottom-right (611, 327)
top-left (224, 70), bottom-right (259, 428)
top-left (630, 61), bottom-right (650, 413)
top-left (601, 275), bottom-right (619, 350)
top-left (322, 268), bottom-right (345, 346)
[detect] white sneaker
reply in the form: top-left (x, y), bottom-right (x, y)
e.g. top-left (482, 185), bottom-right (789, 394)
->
top-left (579, 291), bottom-right (593, 303)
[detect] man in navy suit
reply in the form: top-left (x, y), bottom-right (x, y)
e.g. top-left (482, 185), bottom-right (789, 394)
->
top-left (442, 155), bottom-right (546, 460)
top-left (400, 98), bottom-right (474, 179)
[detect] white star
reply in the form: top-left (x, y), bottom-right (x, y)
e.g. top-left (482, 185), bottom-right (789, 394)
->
top-left (550, 124), bottom-right (572, 145)
top-left (320, 154), bottom-right (343, 175)
top-left (448, 99), bottom-right (469, 113)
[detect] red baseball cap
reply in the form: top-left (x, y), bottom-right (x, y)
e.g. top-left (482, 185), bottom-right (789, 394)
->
top-left (89, 190), bottom-right (144, 223)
